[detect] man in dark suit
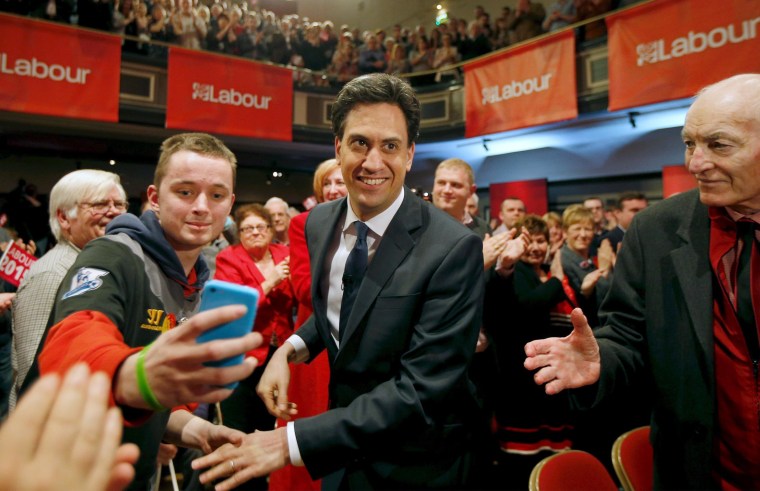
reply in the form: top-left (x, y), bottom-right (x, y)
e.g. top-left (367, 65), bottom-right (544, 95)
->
top-left (598, 191), bottom-right (648, 251)
top-left (193, 73), bottom-right (484, 490)
top-left (524, 73), bottom-right (760, 489)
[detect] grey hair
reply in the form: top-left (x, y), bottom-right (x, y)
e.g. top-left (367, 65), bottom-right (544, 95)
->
top-left (49, 169), bottom-right (127, 242)
top-left (264, 196), bottom-right (289, 210)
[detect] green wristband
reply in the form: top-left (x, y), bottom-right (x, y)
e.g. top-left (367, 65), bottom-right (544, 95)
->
top-left (136, 343), bottom-right (167, 412)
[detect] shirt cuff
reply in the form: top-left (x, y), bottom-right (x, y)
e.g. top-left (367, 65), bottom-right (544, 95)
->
top-left (286, 421), bottom-right (304, 466)
top-left (285, 335), bottom-right (310, 364)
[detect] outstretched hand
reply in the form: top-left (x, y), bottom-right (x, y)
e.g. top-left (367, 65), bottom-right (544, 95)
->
top-left (0, 364), bottom-right (139, 491)
top-left (524, 308), bottom-right (601, 395)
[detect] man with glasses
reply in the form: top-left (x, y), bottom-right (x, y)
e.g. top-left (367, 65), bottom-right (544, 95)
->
top-left (10, 169), bottom-right (128, 410)
top-left (25, 133), bottom-right (262, 490)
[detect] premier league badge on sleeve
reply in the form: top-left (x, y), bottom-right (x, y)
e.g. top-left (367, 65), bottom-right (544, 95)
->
top-left (62, 267), bottom-right (110, 299)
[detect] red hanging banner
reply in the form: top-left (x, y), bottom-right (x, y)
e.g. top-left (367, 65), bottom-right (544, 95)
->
top-left (166, 47), bottom-right (293, 141)
top-left (0, 13), bottom-right (121, 122)
top-left (607, 0), bottom-right (760, 111)
top-left (464, 30), bottom-right (577, 138)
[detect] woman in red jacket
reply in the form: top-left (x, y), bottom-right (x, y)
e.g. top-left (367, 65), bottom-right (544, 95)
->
top-left (268, 159), bottom-right (346, 491)
top-left (214, 203), bottom-right (294, 491)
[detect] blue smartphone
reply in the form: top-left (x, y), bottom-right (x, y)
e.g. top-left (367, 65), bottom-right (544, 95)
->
top-left (196, 280), bottom-right (259, 385)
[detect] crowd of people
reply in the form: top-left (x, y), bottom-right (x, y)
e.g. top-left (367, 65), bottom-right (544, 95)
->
top-left (1, 70), bottom-right (759, 491)
top-left (1, 0), bottom-right (640, 86)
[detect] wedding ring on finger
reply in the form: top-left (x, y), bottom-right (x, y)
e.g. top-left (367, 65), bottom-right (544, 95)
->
top-left (229, 460), bottom-right (236, 473)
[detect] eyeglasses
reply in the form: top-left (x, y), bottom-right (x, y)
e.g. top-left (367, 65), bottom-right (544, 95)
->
top-left (79, 200), bottom-right (128, 214)
top-left (240, 224), bottom-right (269, 235)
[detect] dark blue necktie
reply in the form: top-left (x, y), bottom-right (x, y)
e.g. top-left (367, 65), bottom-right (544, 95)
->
top-left (339, 221), bottom-right (369, 339)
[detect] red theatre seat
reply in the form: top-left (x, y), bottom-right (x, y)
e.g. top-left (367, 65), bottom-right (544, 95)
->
top-left (529, 450), bottom-right (618, 491)
top-left (612, 425), bottom-right (653, 491)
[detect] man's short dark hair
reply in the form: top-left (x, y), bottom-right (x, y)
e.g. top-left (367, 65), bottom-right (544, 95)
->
top-left (331, 73), bottom-right (420, 145)
top-left (617, 191), bottom-right (647, 208)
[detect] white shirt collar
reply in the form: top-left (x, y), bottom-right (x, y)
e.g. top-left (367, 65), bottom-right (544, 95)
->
top-left (342, 187), bottom-right (405, 238)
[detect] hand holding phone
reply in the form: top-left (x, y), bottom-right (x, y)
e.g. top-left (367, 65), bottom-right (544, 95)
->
top-left (196, 280), bottom-right (260, 381)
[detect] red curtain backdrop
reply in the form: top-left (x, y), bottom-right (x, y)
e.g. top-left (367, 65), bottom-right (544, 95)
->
top-left (607, 0), bottom-right (760, 111)
top-left (0, 13), bottom-right (120, 122)
top-left (662, 165), bottom-right (697, 198)
top-left (489, 179), bottom-right (548, 222)
top-left (464, 30), bottom-right (577, 138)
top-left (166, 47), bottom-right (293, 141)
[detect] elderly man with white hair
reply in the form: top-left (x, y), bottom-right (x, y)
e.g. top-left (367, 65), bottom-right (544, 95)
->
top-left (265, 196), bottom-right (291, 246)
top-left (9, 169), bottom-right (127, 409)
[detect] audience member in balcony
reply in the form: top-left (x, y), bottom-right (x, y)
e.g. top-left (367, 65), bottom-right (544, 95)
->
top-left (240, 12), bottom-right (268, 60)
top-left (428, 26), bottom-right (442, 50)
top-left (327, 33), bottom-right (359, 84)
top-left (543, 0), bottom-right (577, 32)
top-left (477, 11), bottom-right (492, 39)
top-left (509, 0), bottom-right (546, 43)
top-left (171, 0), bottom-right (206, 50)
top-left (485, 215), bottom-right (576, 490)
top-left (432, 32), bottom-right (459, 82)
top-left (386, 42), bottom-right (410, 76)
top-left (298, 22), bottom-right (330, 71)
top-left (408, 36), bottom-right (434, 85)
top-left (208, 2), bottom-right (222, 30)
top-left (133, 1), bottom-right (151, 53)
top-left (111, 0), bottom-right (133, 39)
top-left (30, 0), bottom-right (74, 23)
top-left (269, 23), bottom-right (292, 65)
top-left (490, 15), bottom-right (511, 50)
top-left (358, 33), bottom-right (387, 75)
top-left (148, 3), bottom-right (173, 57)
top-left (459, 21), bottom-right (490, 61)
top-left (575, 0), bottom-right (612, 41)
top-left (319, 20), bottom-right (338, 60)
top-left (207, 12), bottom-right (240, 54)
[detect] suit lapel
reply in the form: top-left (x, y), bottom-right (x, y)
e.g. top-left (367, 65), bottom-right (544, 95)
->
top-left (337, 190), bottom-right (421, 357)
top-left (669, 191), bottom-right (713, 362)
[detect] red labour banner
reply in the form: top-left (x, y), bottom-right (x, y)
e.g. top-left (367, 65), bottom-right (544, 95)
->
top-left (0, 241), bottom-right (37, 287)
top-left (0, 13), bottom-right (120, 122)
top-left (464, 30), bottom-right (577, 138)
top-left (166, 47), bottom-right (293, 141)
top-left (607, 0), bottom-right (760, 111)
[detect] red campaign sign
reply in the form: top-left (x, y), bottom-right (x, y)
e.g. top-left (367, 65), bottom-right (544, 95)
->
top-left (464, 30), bottom-right (577, 138)
top-left (0, 241), bottom-right (37, 287)
top-left (0, 13), bottom-right (121, 122)
top-left (166, 47), bottom-right (293, 141)
top-left (607, 0), bottom-right (760, 111)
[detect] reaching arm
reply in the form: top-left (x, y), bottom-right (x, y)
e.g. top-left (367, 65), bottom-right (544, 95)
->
top-left (524, 308), bottom-right (601, 395)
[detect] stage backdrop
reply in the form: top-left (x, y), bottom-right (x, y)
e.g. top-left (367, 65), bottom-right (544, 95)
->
top-left (607, 0), bottom-right (760, 111)
top-left (464, 30), bottom-right (577, 138)
top-left (490, 179), bottom-right (548, 222)
top-left (662, 164), bottom-right (697, 199)
top-left (0, 13), bottom-right (120, 122)
top-left (166, 47), bottom-right (293, 141)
